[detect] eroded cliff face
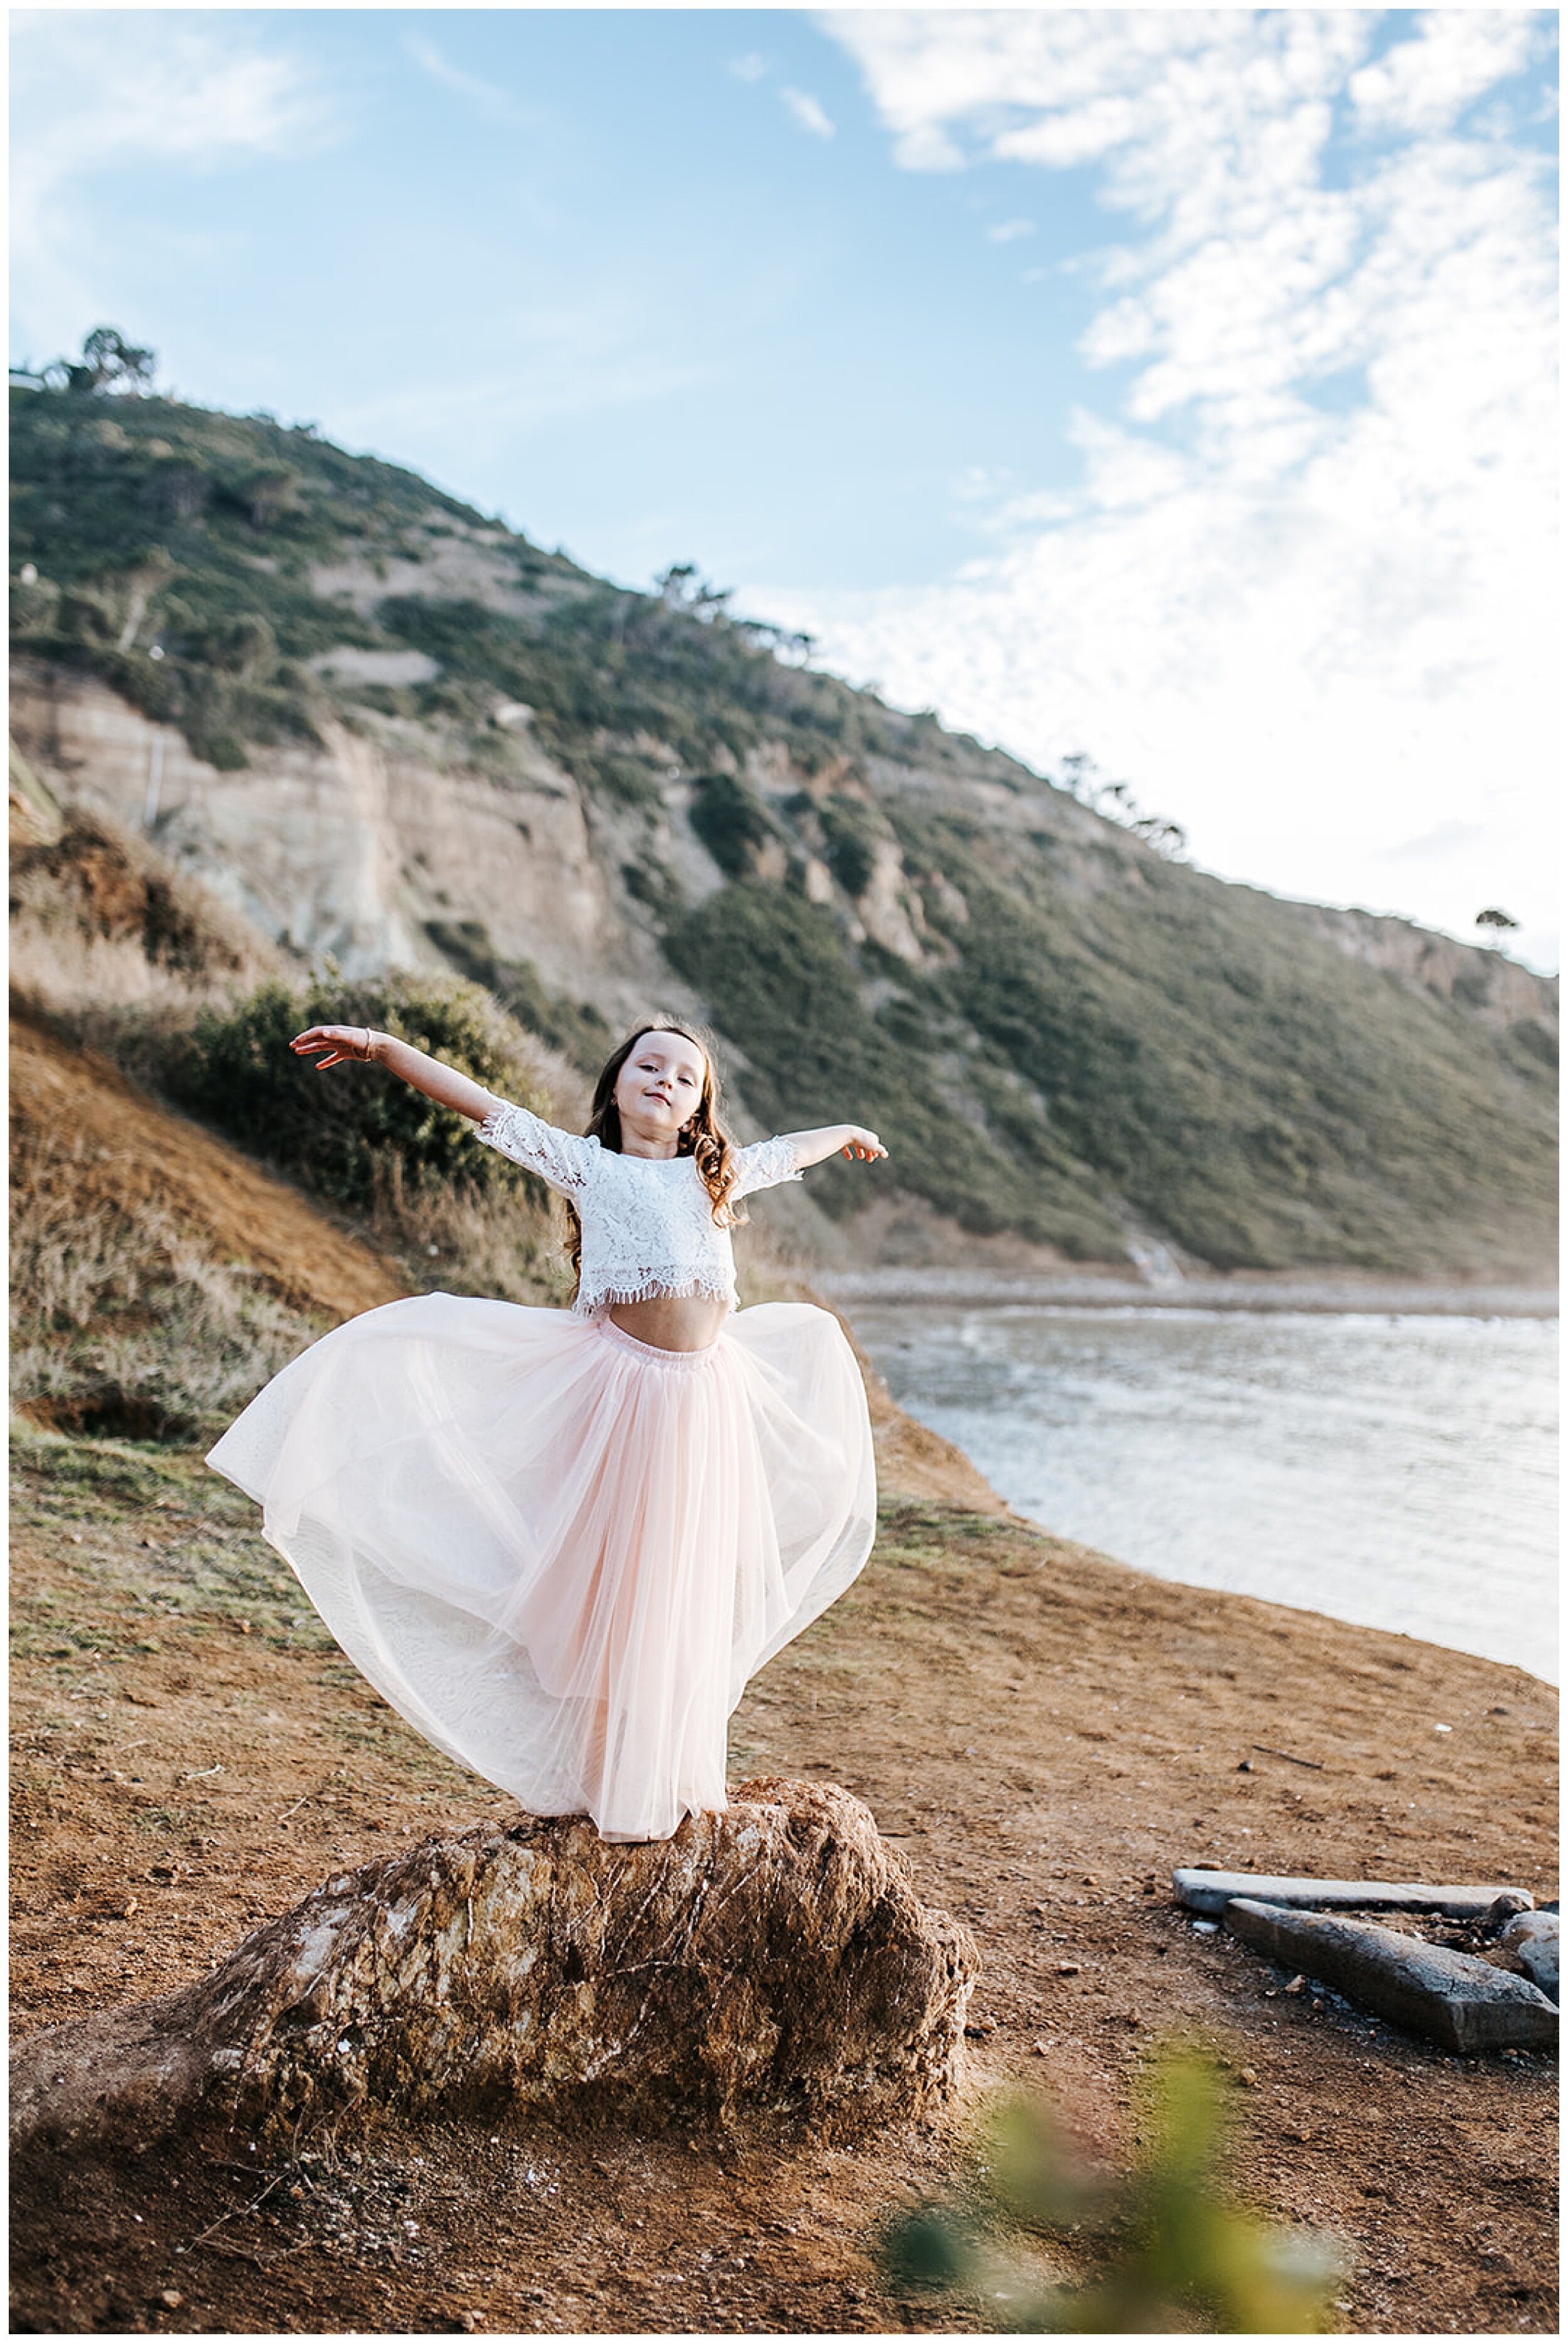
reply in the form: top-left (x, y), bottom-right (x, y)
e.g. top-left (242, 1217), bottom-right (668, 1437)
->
top-left (10, 659), bottom-right (637, 1002)
top-left (26, 655), bottom-right (1552, 1040)
top-left (1286, 900), bottom-right (1555, 1031)
top-left (13, 648), bottom-right (1559, 1283)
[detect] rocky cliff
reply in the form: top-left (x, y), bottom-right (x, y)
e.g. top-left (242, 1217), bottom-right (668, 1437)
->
top-left (11, 382), bottom-right (1557, 1278)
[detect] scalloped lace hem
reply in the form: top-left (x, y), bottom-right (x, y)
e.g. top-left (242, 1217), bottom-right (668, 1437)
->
top-left (575, 1275), bottom-right (736, 1319)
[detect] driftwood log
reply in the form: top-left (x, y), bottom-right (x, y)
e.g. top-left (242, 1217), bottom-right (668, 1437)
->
top-left (11, 1779), bottom-right (977, 2155)
top-left (1223, 1898), bottom-right (1559, 2054)
top-left (1173, 1869), bottom-right (1534, 1920)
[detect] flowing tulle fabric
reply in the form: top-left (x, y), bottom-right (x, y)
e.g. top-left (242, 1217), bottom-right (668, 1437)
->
top-left (206, 1296), bottom-right (876, 1841)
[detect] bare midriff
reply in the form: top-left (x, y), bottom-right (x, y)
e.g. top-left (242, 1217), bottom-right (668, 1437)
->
top-left (606, 1294), bottom-right (729, 1352)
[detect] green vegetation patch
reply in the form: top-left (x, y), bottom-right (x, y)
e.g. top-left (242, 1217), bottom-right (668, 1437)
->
top-left (664, 881), bottom-right (1126, 1255)
top-left (903, 812), bottom-right (1560, 1272)
top-left (423, 920), bottom-right (612, 1073)
top-left (164, 970), bottom-right (549, 1214)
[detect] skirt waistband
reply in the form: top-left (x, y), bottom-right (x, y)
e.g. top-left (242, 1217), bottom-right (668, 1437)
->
top-left (592, 1314), bottom-right (726, 1371)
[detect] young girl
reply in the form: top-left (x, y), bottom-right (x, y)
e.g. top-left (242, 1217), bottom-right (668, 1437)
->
top-left (206, 1017), bottom-right (885, 1843)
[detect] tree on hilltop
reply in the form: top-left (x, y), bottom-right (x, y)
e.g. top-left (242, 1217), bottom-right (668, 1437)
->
top-left (41, 326), bottom-right (156, 396)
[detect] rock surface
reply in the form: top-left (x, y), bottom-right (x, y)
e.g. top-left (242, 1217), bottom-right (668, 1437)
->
top-left (1500, 1910), bottom-right (1559, 2002)
top-left (1222, 1898), bottom-right (1559, 2054)
top-left (10, 1780), bottom-right (977, 2154)
top-left (1174, 1869), bottom-right (1532, 1920)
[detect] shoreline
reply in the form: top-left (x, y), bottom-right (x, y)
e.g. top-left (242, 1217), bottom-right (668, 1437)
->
top-left (822, 1268), bottom-right (1559, 1317)
top-left (844, 1286), bottom-right (1557, 1684)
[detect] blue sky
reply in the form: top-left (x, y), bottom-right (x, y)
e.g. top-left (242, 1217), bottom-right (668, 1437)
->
top-left (14, 11), bottom-right (1121, 592)
top-left (11, 9), bottom-right (1560, 969)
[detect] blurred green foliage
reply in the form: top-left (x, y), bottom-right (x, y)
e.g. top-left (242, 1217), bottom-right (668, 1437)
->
top-left (887, 2047), bottom-right (1345, 2333)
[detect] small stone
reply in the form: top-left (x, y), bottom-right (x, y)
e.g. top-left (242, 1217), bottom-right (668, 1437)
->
top-left (1485, 1890), bottom-right (1535, 1933)
top-left (159, 2292), bottom-right (184, 2310)
top-left (1030, 2039), bottom-right (1051, 2056)
top-left (1055, 1962), bottom-right (1081, 1976)
top-left (1191, 1920), bottom-right (1219, 1935)
top-left (1499, 1910), bottom-right (1559, 2001)
top-left (1236, 1759), bottom-right (1254, 1773)
top-left (1284, 1975), bottom-right (1306, 1995)
top-left (1236, 2068), bottom-right (1259, 2088)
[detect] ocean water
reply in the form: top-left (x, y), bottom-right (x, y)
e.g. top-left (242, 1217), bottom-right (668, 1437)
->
top-left (851, 1304), bottom-right (1559, 1682)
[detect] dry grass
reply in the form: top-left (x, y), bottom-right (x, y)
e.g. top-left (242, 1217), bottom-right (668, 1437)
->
top-left (364, 1152), bottom-right (571, 1309)
top-left (9, 1128), bottom-right (322, 1440)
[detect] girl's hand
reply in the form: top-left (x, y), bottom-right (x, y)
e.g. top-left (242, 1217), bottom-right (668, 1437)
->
top-left (839, 1126), bottom-right (887, 1161)
top-left (292, 1024), bottom-right (381, 1070)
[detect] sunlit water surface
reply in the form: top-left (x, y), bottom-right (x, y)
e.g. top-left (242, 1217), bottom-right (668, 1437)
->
top-left (852, 1305), bottom-right (1558, 1682)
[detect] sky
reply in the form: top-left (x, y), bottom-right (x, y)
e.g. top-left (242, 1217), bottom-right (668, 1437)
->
top-left (11, 7), bottom-right (1560, 972)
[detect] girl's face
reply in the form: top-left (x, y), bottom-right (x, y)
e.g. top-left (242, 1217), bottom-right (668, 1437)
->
top-left (614, 1029), bottom-right (709, 1145)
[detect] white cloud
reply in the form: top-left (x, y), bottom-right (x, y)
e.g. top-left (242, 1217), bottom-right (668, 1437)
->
top-left (799, 9), bottom-right (1559, 969)
top-left (1350, 10), bottom-right (1542, 131)
top-left (404, 35), bottom-right (537, 131)
top-left (10, 13), bottom-right (331, 354)
top-left (985, 218), bottom-right (1036, 244)
top-left (781, 87), bottom-right (837, 141)
top-left (730, 53), bottom-right (771, 85)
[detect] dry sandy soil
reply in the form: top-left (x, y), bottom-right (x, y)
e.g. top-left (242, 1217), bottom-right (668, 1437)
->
top-left (9, 1031), bottom-right (1559, 2338)
top-left (11, 1427), bottom-right (1559, 2338)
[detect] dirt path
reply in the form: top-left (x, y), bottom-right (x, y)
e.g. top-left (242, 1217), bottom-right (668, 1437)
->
top-left (9, 1416), bottom-right (1557, 2337)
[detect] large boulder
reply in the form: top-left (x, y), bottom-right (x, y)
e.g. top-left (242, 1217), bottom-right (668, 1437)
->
top-left (11, 1780), bottom-right (977, 2154)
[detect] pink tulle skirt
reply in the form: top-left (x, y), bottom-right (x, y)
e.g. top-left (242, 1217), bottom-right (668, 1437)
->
top-left (206, 1297), bottom-right (876, 1841)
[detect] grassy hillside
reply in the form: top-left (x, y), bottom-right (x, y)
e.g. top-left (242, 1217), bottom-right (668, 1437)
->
top-left (11, 376), bottom-right (1557, 1275)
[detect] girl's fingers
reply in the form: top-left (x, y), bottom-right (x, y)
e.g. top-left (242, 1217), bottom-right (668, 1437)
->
top-left (292, 1026), bottom-right (366, 1066)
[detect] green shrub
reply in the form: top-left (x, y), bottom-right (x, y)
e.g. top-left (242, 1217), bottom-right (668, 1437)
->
top-left (818, 795), bottom-right (882, 898)
top-left (167, 972), bottom-right (549, 1213)
top-left (687, 772), bottom-right (775, 878)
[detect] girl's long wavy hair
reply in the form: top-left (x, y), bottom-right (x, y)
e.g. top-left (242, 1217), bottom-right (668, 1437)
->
top-left (563, 1017), bottom-right (743, 1295)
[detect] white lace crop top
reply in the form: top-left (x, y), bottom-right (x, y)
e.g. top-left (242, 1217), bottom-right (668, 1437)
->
top-left (474, 1096), bottom-right (803, 1317)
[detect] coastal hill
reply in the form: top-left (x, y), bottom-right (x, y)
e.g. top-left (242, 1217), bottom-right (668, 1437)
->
top-left (11, 377), bottom-right (1557, 1278)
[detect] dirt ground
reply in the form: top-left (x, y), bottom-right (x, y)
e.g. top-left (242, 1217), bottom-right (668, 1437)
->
top-left (9, 1409), bottom-right (1557, 2337)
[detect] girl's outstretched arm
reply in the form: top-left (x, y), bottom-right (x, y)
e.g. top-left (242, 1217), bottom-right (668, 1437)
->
top-left (291, 1026), bottom-right (495, 1122)
top-left (780, 1124), bottom-right (887, 1169)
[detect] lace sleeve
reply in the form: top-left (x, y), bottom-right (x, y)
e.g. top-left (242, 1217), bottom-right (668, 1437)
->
top-left (730, 1136), bottom-right (803, 1201)
top-left (474, 1097), bottom-right (598, 1196)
